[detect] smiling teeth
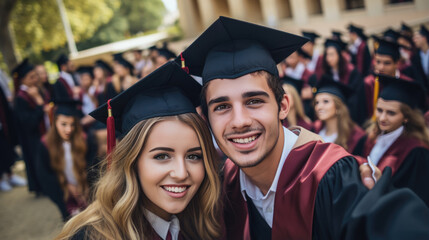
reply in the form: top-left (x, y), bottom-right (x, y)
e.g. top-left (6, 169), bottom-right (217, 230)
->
top-left (163, 186), bottom-right (187, 193)
top-left (232, 136), bottom-right (257, 144)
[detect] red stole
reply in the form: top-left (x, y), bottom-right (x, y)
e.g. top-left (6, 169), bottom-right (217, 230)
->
top-left (356, 41), bottom-right (367, 75)
top-left (58, 77), bottom-right (74, 98)
top-left (223, 139), bottom-right (353, 239)
top-left (17, 89), bottom-right (46, 135)
top-left (362, 135), bottom-right (428, 175)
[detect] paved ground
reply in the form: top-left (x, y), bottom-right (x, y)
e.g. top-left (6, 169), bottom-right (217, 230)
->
top-left (0, 161), bottom-right (64, 240)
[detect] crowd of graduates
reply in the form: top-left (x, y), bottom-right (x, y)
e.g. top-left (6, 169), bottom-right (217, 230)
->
top-left (1, 18), bottom-right (429, 236)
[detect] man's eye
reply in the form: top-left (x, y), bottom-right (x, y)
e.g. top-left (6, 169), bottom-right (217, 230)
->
top-left (154, 154), bottom-right (170, 160)
top-left (247, 99), bottom-right (263, 105)
top-left (214, 104), bottom-right (229, 111)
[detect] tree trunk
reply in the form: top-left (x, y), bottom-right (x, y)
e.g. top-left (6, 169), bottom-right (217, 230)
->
top-left (0, 0), bottom-right (18, 73)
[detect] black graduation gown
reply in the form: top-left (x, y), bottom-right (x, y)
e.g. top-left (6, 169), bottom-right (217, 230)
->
top-left (35, 133), bottom-right (98, 220)
top-left (0, 89), bottom-right (17, 174)
top-left (411, 52), bottom-right (429, 93)
top-left (52, 77), bottom-right (75, 102)
top-left (14, 91), bottom-right (45, 192)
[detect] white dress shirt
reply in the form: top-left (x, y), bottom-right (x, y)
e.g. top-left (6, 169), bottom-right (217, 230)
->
top-left (63, 141), bottom-right (77, 185)
top-left (420, 49), bottom-right (429, 76)
top-left (349, 38), bottom-right (362, 55)
top-left (307, 49), bottom-right (320, 72)
top-left (60, 71), bottom-right (76, 88)
top-left (318, 127), bottom-right (338, 143)
top-left (144, 209), bottom-right (180, 240)
top-left (239, 127), bottom-right (298, 227)
top-left (369, 126), bottom-right (404, 166)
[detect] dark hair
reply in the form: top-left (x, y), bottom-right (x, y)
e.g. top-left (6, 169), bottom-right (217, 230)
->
top-left (322, 46), bottom-right (348, 80)
top-left (200, 71), bottom-right (284, 119)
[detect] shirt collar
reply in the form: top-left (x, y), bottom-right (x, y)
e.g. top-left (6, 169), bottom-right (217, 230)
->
top-left (353, 38), bottom-right (362, 47)
top-left (60, 71), bottom-right (75, 88)
top-left (378, 125), bottom-right (404, 142)
top-left (19, 84), bottom-right (29, 91)
top-left (239, 127), bottom-right (298, 201)
top-left (144, 209), bottom-right (180, 240)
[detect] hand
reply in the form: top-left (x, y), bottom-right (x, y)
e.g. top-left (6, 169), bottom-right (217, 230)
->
top-left (27, 86), bottom-right (44, 105)
top-left (72, 86), bottom-right (82, 99)
top-left (359, 164), bottom-right (382, 190)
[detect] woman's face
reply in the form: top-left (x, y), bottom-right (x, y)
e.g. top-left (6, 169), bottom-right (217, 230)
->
top-left (376, 98), bottom-right (405, 133)
top-left (314, 93), bottom-right (337, 121)
top-left (93, 67), bottom-right (105, 79)
top-left (113, 63), bottom-right (129, 77)
top-left (325, 47), bottom-right (339, 68)
top-left (55, 115), bottom-right (75, 141)
top-left (138, 119), bottom-right (205, 220)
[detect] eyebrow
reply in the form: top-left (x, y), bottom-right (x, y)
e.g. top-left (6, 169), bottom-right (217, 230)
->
top-left (242, 91), bottom-right (269, 99)
top-left (207, 96), bottom-right (229, 107)
top-left (188, 147), bottom-right (202, 152)
top-left (149, 147), bottom-right (202, 153)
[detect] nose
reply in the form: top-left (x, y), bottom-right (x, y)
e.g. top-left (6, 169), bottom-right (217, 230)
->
top-left (378, 111), bottom-right (387, 121)
top-left (169, 158), bottom-right (188, 180)
top-left (230, 104), bottom-right (252, 130)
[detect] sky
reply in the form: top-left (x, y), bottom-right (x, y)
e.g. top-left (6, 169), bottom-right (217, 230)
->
top-left (162, 0), bottom-right (178, 13)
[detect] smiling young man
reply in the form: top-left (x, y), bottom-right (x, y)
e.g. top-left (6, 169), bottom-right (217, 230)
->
top-left (178, 17), bottom-right (429, 240)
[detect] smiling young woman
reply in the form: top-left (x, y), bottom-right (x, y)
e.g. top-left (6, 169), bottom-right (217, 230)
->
top-left (55, 62), bottom-right (221, 240)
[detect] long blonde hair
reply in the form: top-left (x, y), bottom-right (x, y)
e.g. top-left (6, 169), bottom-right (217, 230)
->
top-left (45, 114), bottom-right (88, 200)
top-left (366, 102), bottom-right (429, 145)
top-left (56, 113), bottom-right (222, 240)
top-left (283, 84), bottom-right (311, 125)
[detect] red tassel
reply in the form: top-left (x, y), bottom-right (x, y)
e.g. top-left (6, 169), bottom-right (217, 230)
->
top-left (180, 53), bottom-right (189, 74)
top-left (106, 99), bottom-right (116, 167)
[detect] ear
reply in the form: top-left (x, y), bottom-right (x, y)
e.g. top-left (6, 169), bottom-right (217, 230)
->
top-left (279, 93), bottom-right (290, 121)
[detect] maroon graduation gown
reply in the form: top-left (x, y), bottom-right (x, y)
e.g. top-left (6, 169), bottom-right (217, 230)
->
top-left (222, 138), bottom-right (352, 239)
top-left (282, 117), bottom-right (312, 130)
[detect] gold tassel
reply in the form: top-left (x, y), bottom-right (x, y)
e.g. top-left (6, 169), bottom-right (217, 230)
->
top-left (371, 76), bottom-right (379, 122)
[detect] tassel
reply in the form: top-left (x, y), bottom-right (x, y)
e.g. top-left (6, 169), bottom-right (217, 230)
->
top-left (106, 99), bottom-right (116, 166)
top-left (180, 53), bottom-right (189, 74)
top-left (371, 76), bottom-right (379, 122)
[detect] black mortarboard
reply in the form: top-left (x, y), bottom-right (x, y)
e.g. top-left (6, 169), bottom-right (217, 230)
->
top-left (324, 39), bottom-right (347, 51)
top-left (90, 61), bottom-right (201, 137)
top-left (419, 25), bottom-right (429, 41)
top-left (113, 53), bottom-right (134, 74)
top-left (348, 23), bottom-right (367, 40)
top-left (378, 74), bottom-right (426, 110)
top-left (331, 30), bottom-right (343, 40)
top-left (302, 31), bottom-right (320, 43)
top-left (77, 66), bottom-right (94, 79)
top-left (297, 48), bottom-right (311, 60)
top-left (315, 75), bottom-right (353, 103)
top-left (373, 37), bottom-right (401, 61)
top-left (401, 22), bottom-right (412, 33)
top-left (54, 100), bottom-right (82, 117)
top-left (157, 48), bottom-right (176, 60)
top-left (56, 54), bottom-right (69, 71)
top-left (383, 28), bottom-right (401, 42)
top-left (281, 75), bottom-right (303, 93)
top-left (11, 58), bottom-right (34, 80)
top-left (95, 59), bottom-right (113, 75)
top-left (175, 16), bottom-right (308, 85)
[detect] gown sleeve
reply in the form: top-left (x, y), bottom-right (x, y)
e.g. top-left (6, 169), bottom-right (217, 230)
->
top-left (391, 147), bottom-right (429, 207)
top-left (312, 156), bottom-right (429, 240)
top-left (14, 97), bottom-right (44, 134)
top-left (35, 142), bottom-right (68, 220)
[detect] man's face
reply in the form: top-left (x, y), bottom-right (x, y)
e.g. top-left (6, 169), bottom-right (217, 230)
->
top-left (205, 73), bottom-right (289, 168)
top-left (413, 32), bottom-right (428, 49)
top-left (374, 54), bottom-right (397, 76)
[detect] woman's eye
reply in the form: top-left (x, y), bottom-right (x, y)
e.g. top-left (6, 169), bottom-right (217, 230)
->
top-left (187, 154), bottom-right (202, 161)
top-left (154, 154), bottom-right (170, 160)
top-left (323, 100), bottom-right (329, 104)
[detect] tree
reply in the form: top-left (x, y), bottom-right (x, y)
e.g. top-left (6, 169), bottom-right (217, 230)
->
top-left (0, 0), bottom-right (18, 72)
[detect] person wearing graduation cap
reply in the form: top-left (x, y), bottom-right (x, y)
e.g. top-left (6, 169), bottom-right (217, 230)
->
top-left (76, 66), bottom-right (97, 129)
top-left (312, 76), bottom-right (366, 154)
top-left (54, 54), bottom-right (82, 103)
top-left (347, 23), bottom-right (371, 76)
top-left (156, 47), bottom-right (177, 69)
top-left (281, 76), bottom-right (312, 130)
top-left (356, 74), bottom-right (429, 206)
top-left (56, 61), bottom-right (222, 240)
top-left (364, 37), bottom-right (415, 119)
top-left (35, 100), bottom-right (98, 221)
top-left (312, 38), bottom-right (366, 125)
top-left (400, 22), bottom-right (413, 39)
top-left (411, 24), bottom-right (429, 90)
top-left (301, 31), bottom-right (322, 72)
top-left (106, 53), bottom-right (138, 100)
top-left (90, 59), bottom-right (113, 99)
top-left (12, 59), bottom-right (48, 194)
top-left (177, 16), bottom-right (429, 240)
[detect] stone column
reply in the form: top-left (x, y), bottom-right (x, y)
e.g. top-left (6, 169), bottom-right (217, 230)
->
top-left (321, 0), bottom-right (341, 21)
top-left (415, 0), bottom-right (429, 10)
top-left (364, 0), bottom-right (383, 16)
top-left (260, 0), bottom-right (280, 27)
top-left (227, 0), bottom-right (247, 20)
top-left (177, 0), bottom-right (202, 37)
top-left (290, 0), bottom-right (309, 24)
top-left (197, 0), bottom-right (219, 28)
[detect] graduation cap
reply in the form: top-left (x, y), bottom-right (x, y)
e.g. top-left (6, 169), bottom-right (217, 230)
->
top-left (175, 16), bottom-right (308, 85)
top-left (54, 100), bottom-right (82, 117)
top-left (331, 30), bottom-right (343, 40)
top-left (302, 31), bottom-right (320, 43)
top-left (378, 74), bottom-right (426, 110)
top-left (297, 48), bottom-right (311, 60)
top-left (383, 28), bottom-right (401, 42)
top-left (77, 66), bottom-right (94, 79)
top-left (347, 23), bottom-right (367, 40)
top-left (419, 25), bottom-right (429, 41)
top-left (373, 37), bottom-right (401, 61)
top-left (11, 58), bottom-right (34, 81)
top-left (56, 54), bottom-right (69, 70)
top-left (112, 53), bottom-right (134, 74)
top-left (314, 75), bottom-right (353, 103)
top-left (324, 39), bottom-right (347, 51)
top-left (281, 75), bottom-right (303, 94)
top-left (90, 61), bottom-right (201, 156)
top-left (95, 59), bottom-right (113, 75)
top-left (401, 22), bottom-right (412, 34)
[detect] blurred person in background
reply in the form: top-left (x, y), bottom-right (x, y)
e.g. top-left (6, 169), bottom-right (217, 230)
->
top-left (76, 67), bottom-right (97, 129)
top-left (89, 59), bottom-right (112, 100)
top-left (36, 100), bottom-right (97, 221)
top-left (281, 76), bottom-right (312, 130)
top-left (412, 25), bottom-right (429, 93)
top-left (53, 54), bottom-right (82, 103)
top-left (105, 53), bottom-right (137, 100)
top-left (347, 24), bottom-right (371, 77)
top-left (35, 64), bottom-right (53, 102)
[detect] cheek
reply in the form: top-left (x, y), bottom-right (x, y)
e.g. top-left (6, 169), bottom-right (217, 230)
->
top-left (189, 162), bottom-right (205, 185)
top-left (138, 159), bottom-right (164, 188)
